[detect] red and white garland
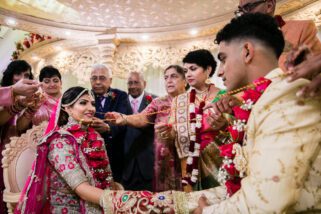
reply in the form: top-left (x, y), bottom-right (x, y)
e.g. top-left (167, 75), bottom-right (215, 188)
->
top-left (67, 124), bottom-right (113, 189)
top-left (217, 77), bottom-right (272, 196)
top-left (182, 88), bottom-right (206, 186)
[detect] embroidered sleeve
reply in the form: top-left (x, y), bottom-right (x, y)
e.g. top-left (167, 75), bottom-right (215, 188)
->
top-left (48, 136), bottom-right (88, 190)
top-left (100, 190), bottom-right (179, 213)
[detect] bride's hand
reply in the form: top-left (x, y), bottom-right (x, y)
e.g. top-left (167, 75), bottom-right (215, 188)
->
top-left (193, 195), bottom-right (210, 214)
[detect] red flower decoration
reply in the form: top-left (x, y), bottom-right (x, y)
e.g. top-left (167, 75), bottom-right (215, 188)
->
top-left (242, 89), bottom-right (261, 103)
top-left (64, 123), bottom-right (113, 190)
top-left (107, 91), bottom-right (117, 100)
top-left (224, 163), bottom-right (237, 176)
top-left (225, 178), bottom-right (241, 196)
top-left (232, 106), bottom-right (250, 121)
top-left (87, 132), bottom-right (97, 141)
top-left (217, 77), bottom-right (272, 198)
top-left (145, 95), bottom-right (153, 104)
top-left (219, 143), bottom-right (235, 158)
top-left (254, 77), bottom-right (272, 93)
top-left (227, 126), bottom-right (244, 142)
top-left (91, 140), bottom-right (103, 148)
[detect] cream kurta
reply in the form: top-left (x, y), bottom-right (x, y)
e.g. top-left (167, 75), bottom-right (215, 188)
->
top-left (201, 68), bottom-right (321, 213)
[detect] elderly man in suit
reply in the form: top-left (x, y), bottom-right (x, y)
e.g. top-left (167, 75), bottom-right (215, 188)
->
top-left (235, 0), bottom-right (321, 71)
top-left (90, 64), bottom-right (130, 183)
top-left (123, 71), bottom-right (157, 191)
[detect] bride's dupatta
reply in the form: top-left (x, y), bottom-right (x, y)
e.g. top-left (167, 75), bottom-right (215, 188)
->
top-left (15, 99), bottom-right (61, 214)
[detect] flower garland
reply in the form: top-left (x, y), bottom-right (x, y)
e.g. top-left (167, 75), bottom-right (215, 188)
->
top-left (182, 87), bottom-right (207, 186)
top-left (11, 33), bottom-right (52, 60)
top-left (67, 124), bottom-right (113, 189)
top-left (217, 77), bottom-right (272, 196)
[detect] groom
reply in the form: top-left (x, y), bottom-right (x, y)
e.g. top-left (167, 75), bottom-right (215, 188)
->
top-left (195, 13), bottom-right (321, 213)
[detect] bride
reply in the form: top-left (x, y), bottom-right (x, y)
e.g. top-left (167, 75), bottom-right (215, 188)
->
top-left (15, 86), bottom-right (122, 214)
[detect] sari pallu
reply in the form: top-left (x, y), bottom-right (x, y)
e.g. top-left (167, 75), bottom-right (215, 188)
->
top-left (172, 92), bottom-right (222, 191)
top-left (15, 130), bottom-right (99, 214)
top-left (15, 98), bottom-right (111, 214)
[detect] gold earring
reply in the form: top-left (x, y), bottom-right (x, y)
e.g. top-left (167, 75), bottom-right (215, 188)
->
top-left (205, 74), bottom-right (212, 84)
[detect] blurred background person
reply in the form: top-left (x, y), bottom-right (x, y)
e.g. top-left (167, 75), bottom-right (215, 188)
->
top-left (17, 65), bottom-right (62, 132)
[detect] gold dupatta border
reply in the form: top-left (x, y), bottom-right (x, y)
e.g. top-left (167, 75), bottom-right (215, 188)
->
top-left (175, 92), bottom-right (191, 158)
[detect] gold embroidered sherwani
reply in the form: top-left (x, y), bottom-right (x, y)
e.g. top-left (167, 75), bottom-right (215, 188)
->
top-left (197, 68), bottom-right (321, 213)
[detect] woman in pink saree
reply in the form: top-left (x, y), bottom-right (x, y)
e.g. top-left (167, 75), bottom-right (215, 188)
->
top-left (15, 86), bottom-right (121, 214)
top-left (16, 66), bottom-right (62, 132)
top-left (0, 60), bottom-right (36, 213)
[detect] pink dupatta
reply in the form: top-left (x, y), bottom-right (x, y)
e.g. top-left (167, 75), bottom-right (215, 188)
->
top-left (15, 99), bottom-right (61, 214)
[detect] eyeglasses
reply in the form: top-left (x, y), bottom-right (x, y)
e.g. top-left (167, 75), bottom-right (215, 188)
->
top-left (234, 0), bottom-right (267, 17)
top-left (127, 81), bottom-right (141, 86)
top-left (90, 76), bottom-right (107, 81)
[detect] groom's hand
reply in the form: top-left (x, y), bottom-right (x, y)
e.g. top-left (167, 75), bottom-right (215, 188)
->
top-left (204, 95), bottom-right (240, 116)
top-left (193, 195), bottom-right (210, 214)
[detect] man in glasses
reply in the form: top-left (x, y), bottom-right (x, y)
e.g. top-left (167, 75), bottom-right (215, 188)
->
top-left (90, 64), bottom-right (131, 184)
top-left (235, 0), bottom-right (321, 71)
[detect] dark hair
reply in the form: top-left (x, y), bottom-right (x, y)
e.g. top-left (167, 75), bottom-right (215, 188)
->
top-left (58, 86), bottom-right (90, 126)
top-left (1, 60), bottom-right (33, 86)
top-left (215, 13), bottom-right (285, 58)
top-left (39, 65), bottom-right (61, 82)
top-left (182, 49), bottom-right (217, 77)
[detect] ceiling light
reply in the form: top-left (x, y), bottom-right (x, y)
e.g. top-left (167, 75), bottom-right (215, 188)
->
top-left (65, 31), bottom-right (71, 36)
top-left (31, 55), bottom-right (40, 61)
top-left (5, 18), bottom-right (17, 26)
top-left (189, 29), bottom-right (198, 36)
top-left (141, 34), bottom-right (150, 40)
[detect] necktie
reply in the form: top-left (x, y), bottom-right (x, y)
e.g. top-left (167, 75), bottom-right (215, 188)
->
top-left (97, 96), bottom-right (105, 112)
top-left (131, 99), bottom-right (139, 114)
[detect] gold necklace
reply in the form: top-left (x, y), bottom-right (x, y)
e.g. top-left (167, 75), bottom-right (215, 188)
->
top-left (195, 84), bottom-right (211, 101)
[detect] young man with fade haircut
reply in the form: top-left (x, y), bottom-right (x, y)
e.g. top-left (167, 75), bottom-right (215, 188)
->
top-left (191, 13), bottom-right (321, 214)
